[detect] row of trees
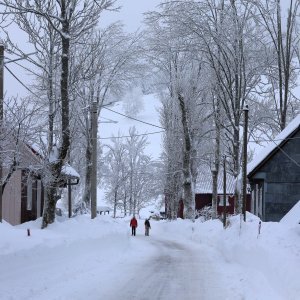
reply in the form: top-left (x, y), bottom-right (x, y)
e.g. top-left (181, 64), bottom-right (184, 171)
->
top-left (1, 0), bottom-right (300, 226)
top-left (0, 0), bottom-right (146, 227)
top-left (102, 127), bottom-right (161, 217)
top-left (142, 0), bottom-right (300, 220)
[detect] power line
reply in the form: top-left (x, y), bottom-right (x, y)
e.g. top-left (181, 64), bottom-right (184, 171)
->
top-left (5, 60), bottom-right (300, 154)
top-left (248, 135), bottom-right (300, 143)
top-left (99, 130), bottom-right (164, 139)
top-left (274, 143), bottom-right (300, 168)
top-left (4, 65), bottom-right (40, 98)
top-left (102, 106), bottom-right (165, 129)
top-left (93, 0), bottom-right (101, 8)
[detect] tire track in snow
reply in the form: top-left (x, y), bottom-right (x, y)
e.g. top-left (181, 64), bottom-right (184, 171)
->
top-left (103, 237), bottom-right (231, 300)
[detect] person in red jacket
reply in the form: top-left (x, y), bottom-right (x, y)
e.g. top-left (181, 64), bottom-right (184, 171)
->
top-left (130, 216), bottom-right (138, 236)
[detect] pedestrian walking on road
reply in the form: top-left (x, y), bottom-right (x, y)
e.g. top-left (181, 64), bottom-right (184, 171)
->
top-left (144, 218), bottom-right (151, 236)
top-left (130, 216), bottom-right (138, 236)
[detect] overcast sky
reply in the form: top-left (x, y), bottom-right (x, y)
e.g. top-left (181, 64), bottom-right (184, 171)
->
top-left (4, 0), bottom-right (292, 97)
top-left (4, 0), bottom-right (162, 98)
top-left (101, 0), bottom-right (161, 32)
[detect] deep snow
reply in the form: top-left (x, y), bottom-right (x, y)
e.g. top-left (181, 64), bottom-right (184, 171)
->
top-left (1, 209), bottom-right (300, 300)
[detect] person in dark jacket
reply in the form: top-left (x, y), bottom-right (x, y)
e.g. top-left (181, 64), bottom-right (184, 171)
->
top-left (144, 218), bottom-right (151, 236)
top-left (130, 216), bottom-right (138, 236)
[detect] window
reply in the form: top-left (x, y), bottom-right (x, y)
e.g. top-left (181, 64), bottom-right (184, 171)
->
top-left (219, 195), bottom-right (229, 206)
top-left (27, 175), bottom-right (32, 210)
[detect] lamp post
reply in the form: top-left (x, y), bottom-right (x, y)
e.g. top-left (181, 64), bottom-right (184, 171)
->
top-left (242, 104), bottom-right (249, 222)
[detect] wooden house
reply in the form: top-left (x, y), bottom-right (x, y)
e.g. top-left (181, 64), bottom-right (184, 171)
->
top-left (3, 142), bottom-right (79, 225)
top-left (247, 115), bottom-right (300, 221)
top-left (175, 169), bottom-right (251, 218)
top-left (195, 169), bottom-right (251, 216)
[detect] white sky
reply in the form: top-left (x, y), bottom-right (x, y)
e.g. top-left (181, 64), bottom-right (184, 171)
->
top-left (4, 0), bottom-right (162, 97)
top-left (101, 0), bottom-right (161, 32)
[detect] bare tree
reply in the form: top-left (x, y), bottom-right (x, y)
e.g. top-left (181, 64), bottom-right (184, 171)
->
top-left (169, 0), bottom-right (267, 213)
top-left (1, 96), bottom-right (44, 194)
top-left (102, 137), bottom-right (128, 218)
top-left (0, 0), bottom-right (117, 227)
top-left (144, 2), bottom-right (224, 220)
top-left (69, 23), bottom-right (143, 210)
top-left (102, 127), bottom-right (156, 217)
top-left (251, 0), bottom-right (300, 130)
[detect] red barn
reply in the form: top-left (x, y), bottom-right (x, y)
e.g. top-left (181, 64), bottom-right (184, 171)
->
top-left (176, 169), bottom-right (251, 218)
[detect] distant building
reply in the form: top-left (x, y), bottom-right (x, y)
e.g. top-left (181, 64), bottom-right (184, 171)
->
top-left (176, 168), bottom-right (251, 218)
top-left (247, 114), bottom-right (300, 221)
top-left (97, 206), bottom-right (113, 215)
top-left (194, 169), bottom-right (250, 216)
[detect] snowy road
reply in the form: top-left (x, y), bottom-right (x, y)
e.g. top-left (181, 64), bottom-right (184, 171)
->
top-left (98, 236), bottom-right (232, 300)
top-left (0, 226), bottom-right (235, 300)
top-left (3, 216), bottom-right (296, 300)
top-left (103, 238), bottom-right (204, 300)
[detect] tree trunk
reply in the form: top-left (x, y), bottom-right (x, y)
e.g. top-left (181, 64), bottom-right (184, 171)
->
top-left (211, 0), bottom-right (224, 220)
top-left (211, 95), bottom-right (221, 219)
top-left (178, 93), bottom-right (195, 220)
top-left (233, 124), bottom-right (241, 213)
top-left (113, 189), bottom-right (117, 218)
top-left (276, 0), bottom-right (285, 130)
top-left (82, 144), bottom-right (92, 205)
top-left (42, 2), bottom-right (70, 228)
top-left (42, 186), bottom-right (57, 228)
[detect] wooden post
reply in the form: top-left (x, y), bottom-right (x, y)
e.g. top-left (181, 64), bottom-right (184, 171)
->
top-left (242, 105), bottom-right (249, 222)
top-left (68, 179), bottom-right (72, 218)
top-left (91, 101), bottom-right (97, 219)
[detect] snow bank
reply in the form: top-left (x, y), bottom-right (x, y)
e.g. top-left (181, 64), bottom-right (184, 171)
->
top-left (1, 215), bottom-right (128, 256)
top-left (155, 213), bottom-right (300, 300)
top-left (1, 213), bottom-right (300, 300)
top-left (280, 200), bottom-right (300, 225)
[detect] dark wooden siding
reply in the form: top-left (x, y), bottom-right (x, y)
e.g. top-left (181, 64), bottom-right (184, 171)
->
top-left (249, 128), bottom-right (300, 221)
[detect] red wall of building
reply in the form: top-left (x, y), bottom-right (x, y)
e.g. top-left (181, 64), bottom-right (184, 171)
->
top-left (176, 194), bottom-right (251, 218)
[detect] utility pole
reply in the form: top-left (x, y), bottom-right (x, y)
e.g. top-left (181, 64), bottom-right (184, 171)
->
top-left (242, 104), bottom-right (249, 222)
top-left (0, 44), bottom-right (4, 223)
top-left (91, 101), bottom-right (97, 219)
top-left (223, 155), bottom-right (226, 228)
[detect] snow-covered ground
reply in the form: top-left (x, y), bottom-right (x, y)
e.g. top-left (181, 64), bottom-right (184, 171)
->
top-left (1, 206), bottom-right (300, 300)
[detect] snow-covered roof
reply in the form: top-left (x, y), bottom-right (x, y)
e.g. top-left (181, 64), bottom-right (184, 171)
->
top-left (196, 168), bottom-right (236, 194)
top-left (280, 200), bottom-right (300, 225)
top-left (97, 206), bottom-right (113, 212)
top-left (61, 164), bottom-right (80, 179)
top-left (27, 144), bottom-right (80, 179)
top-left (247, 114), bottom-right (300, 175)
